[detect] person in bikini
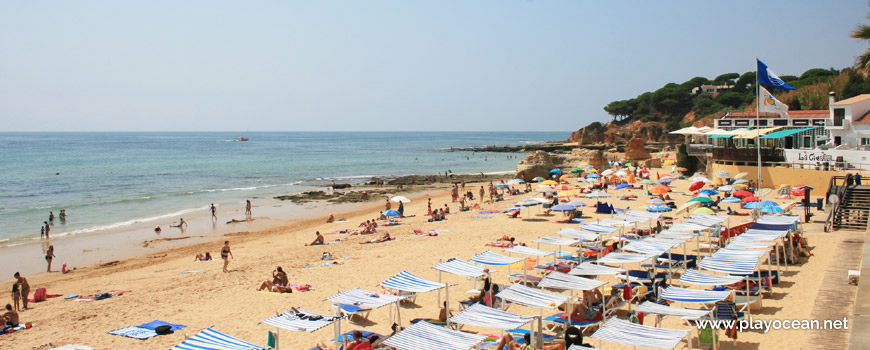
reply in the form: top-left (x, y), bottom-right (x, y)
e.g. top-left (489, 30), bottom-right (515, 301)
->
top-left (195, 252), bottom-right (212, 261)
top-left (45, 245), bottom-right (55, 272)
top-left (171, 218), bottom-right (187, 229)
top-left (13, 273), bottom-right (29, 309)
top-left (257, 280), bottom-right (293, 293)
top-left (272, 267), bottom-right (289, 286)
top-left (221, 241), bottom-right (233, 273)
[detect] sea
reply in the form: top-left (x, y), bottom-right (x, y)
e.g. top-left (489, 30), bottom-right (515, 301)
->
top-left (0, 131), bottom-right (565, 246)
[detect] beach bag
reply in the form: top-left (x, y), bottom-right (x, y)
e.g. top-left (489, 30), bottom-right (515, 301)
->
top-left (321, 252), bottom-right (333, 261)
top-left (94, 292), bottom-right (111, 300)
top-left (155, 325), bottom-right (173, 335)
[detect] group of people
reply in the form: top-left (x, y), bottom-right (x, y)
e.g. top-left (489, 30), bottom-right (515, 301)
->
top-left (40, 210), bottom-right (65, 239)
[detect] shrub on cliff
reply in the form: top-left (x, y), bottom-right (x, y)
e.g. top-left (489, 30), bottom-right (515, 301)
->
top-left (676, 144), bottom-right (699, 176)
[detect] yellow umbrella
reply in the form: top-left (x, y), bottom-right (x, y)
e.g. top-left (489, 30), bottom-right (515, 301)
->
top-left (558, 190), bottom-right (577, 197)
top-left (733, 183), bottom-right (748, 188)
top-left (675, 201), bottom-right (701, 215)
top-left (693, 207), bottom-right (715, 215)
top-left (663, 160), bottom-right (674, 165)
top-left (540, 180), bottom-right (559, 185)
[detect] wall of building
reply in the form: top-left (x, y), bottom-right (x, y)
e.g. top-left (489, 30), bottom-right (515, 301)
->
top-left (710, 163), bottom-right (854, 190)
top-left (783, 149), bottom-right (870, 169)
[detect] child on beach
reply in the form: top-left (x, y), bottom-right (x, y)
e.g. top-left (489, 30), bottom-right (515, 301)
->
top-left (11, 284), bottom-right (19, 312)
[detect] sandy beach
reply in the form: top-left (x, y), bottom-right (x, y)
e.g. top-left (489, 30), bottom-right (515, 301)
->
top-left (0, 168), bottom-right (847, 349)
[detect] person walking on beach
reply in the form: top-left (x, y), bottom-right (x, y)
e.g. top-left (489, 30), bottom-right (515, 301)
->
top-left (245, 200), bottom-right (252, 217)
top-left (45, 245), bottom-right (55, 272)
top-left (221, 241), bottom-right (233, 272)
top-left (398, 201), bottom-right (404, 217)
top-left (210, 204), bottom-right (217, 221)
top-left (479, 186), bottom-right (485, 203)
top-left (451, 184), bottom-right (458, 202)
top-left (13, 273), bottom-right (29, 309)
top-left (43, 221), bottom-right (50, 239)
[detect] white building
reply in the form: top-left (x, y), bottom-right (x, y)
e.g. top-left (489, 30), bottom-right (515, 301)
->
top-left (827, 93), bottom-right (870, 149)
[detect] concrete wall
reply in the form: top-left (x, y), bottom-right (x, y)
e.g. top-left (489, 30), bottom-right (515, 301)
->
top-left (710, 163), bottom-right (852, 190)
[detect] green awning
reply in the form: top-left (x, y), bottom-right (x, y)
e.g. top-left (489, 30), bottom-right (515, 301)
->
top-left (759, 127), bottom-right (818, 139)
top-left (709, 134), bottom-right (734, 139)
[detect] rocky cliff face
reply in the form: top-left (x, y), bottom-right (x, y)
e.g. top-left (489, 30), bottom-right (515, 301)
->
top-left (568, 120), bottom-right (685, 145)
top-left (515, 148), bottom-right (609, 181)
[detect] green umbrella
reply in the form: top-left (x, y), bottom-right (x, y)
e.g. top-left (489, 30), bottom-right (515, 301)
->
top-left (639, 179), bottom-right (656, 185)
top-left (624, 162), bottom-right (634, 167)
top-left (570, 168), bottom-right (584, 174)
top-left (688, 196), bottom-right (714, 203)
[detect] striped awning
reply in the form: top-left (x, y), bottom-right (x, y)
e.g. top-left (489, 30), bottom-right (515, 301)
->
top-left (661, 286), bottom-right (732, 303)
top-left (655, 231), bottom-right (696, 240)
top-left (627, 210), bottom-right (662, 219)
top-left (688, 213), bottom-right (728, 224)
top-left (448, 303), bottom-right (535, 330)
top-left (568, 345), bottom-right (600, 350)
top-left (534, 236), bottom-right (580, 246)
top-left (724, 240), bottom-right (775, 250)
top-left (635, 301), bottom-right (711, 320)
top-left (470, 251), bottom-right (525, 266)
top-left (497, 283), bottom-right (571, 309)
top-left (579, 223), bottom-right (620, 233)
top-left (326, 288), bottom-right (404, 308)
top-left (590, 317), bottom-right (689, 349)
top-left (170, 328), bottom-right (265, 350)
top-left (678, 269), bottom-right (745, 286)
top-left (505, 245), bottom-right (554, 257)
top-left (261, 309), bottom-right (340, 332)
top-left (433, 259), bottom-right (487, 278)
top-left (538, 271), bottom-right (606, 291)
top-left (568, 262), bottom-right (626, 276)
top-left (598, 218), bottom-right (634, 226)
top-left (697, 248), bottom-right (764, 275)
top-left (669, 223), bottom-right (713, 231)
top-left (382, 321), bottom-right (485, 350)
top-left (556, 228), bottom-right (600, 242)
top-left (596, 252), bottom-right (654, 265)
top-left (380, 271), bottom-right (446, 293)
top-left (758, 215), bottom-right (800, 224)
top-left (643, 237), bottom-right (685, 247)
top-left (621, 240), bottom-right (679, 256)
top-left (615, 214), bottom-right (652, 223)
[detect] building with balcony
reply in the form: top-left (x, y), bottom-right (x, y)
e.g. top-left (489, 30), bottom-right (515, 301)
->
top-left (828, 94), bottom-right (870, 149)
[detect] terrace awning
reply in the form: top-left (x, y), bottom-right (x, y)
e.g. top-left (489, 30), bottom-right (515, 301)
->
top-left (759, 127), bottom-right (818, 139)
top-left (733, 127), bottom-right (784, 139)
top-left (380, 271), bottom-right (446, 293)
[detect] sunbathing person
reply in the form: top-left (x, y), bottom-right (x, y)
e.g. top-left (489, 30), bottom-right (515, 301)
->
top-left (257, 280), bottom-right (293, 293)
top-left (327, 214), bottom-right (335, 223)
top-left (569, 302), bottom-right (602, 322)
top-left (439, 301), bottom-right (453, 322)
top-left (362, 232), bottom-right (392, 244)
top-left (306, 231), bottom-right (325, 246)
top-left (272, 266), bottom-right (289, 286)
top-left (3, 304), bottom-right (19, 327)
top-left (195, 252), bottom-right (212, 261)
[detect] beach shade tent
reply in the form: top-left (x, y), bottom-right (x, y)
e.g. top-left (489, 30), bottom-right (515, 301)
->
top-left (596, 252), bottom-right (654, 266)
top-left (169, 328), bottom-right (265, 350)
top-left (649, 185), bottom-right (671, 194)
top-left (721, 196), bottom-right (741, 203)
top-left (590, 316), bottom-right (690, 349)
top-left (556, 228), bottom-right (601, 242)
top-left (449, 303), bottom-right (535, 331)
top-left (614, 213), bottom-right (652, 224)
top-left (506, 245), bottom-right (556, 279)
top-left (578, 223), bottom-right (620, 234)
top-left (471, 251), bottom-right (526, 266)
top-left (661, 286), bottom-right (732, 303)
top-left (626, 209), bottom-right (662, 219)
top-left (381, 271), bottom-right (447, 300)
top-left (639, 179), bottom-right (657, 185)
top-left (382, 321), bottom-right (486, 350)
top-left (383, 209), bottom-right (401, 217)
top-left (715, 171), bottom-right (732, 178)
top-left (534, 236), bottom-right (580, 247)
top-left (758, 215), bottom-right (800, 225)
top-left (597, 218), bottom-right (634, 227)
top-left (327, 288), bottom-right (406, 326)
top-left (586, 191), bottom-right (609, 198)
top-left (497, 283), bottom-right (571, 309)
top-left (261, 308), bottom-right (343, 349)
top-left (699, 189), bottom-right (718, 196)
top-left (538, 271), bottom-right (609, 331)
top-left (678, 269), bottom-right (745, 287)
top-left (615, 183), bottom-right (631, 190)
top-left (688, 181), bottom-right (705, 192)
top-left (692, 208), bottom-right (715, 215)
top-left (635, 301), bottom-right (711, 322)
top-left (656, 230), bottom-right (696, 240)
top-left (668, 222), bottom-right (711, 232)
top-left (688, 196), bottom-right (713, 204)
top-left (390, 196), bottom-right (411, 203)
top-left (568, 262), bottom-right (627, 276)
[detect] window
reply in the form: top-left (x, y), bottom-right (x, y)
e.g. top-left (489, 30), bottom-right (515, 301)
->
top-left (834, 108), bottom-right (846, 126)
top-left (835, 136), bottom-right (842, 146)
top-left (862, 138), bottom-right (870, 146)
top-left (803, 136), bottom-right (812, 149)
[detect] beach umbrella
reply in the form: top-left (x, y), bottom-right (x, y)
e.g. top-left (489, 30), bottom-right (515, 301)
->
top-left (540, 180), bottom-right (558, 186)
top-left (718, 185), bottom-right (734, 192)
top-left (733, 190), bottom-right (753, 198)
top-left (515, 199), bottom-right (542, 207)
top-left (390, 196), bottom-right (411, 203)
top-left (549, 168), bottom-right (563, 175)
top-left (570, 168), bottom-right (584, 174)
top-left (658, 176), bottom-right (677, 184)
top-left (639, 169), bottom-right (650, 174)
top-left (531, 197), bottom-right (551, 204)
top-left (585, 173), bottom-right (601, 179)
top-left (624, 162), bottom-right (634, 167)
top-left (721, 196), bottom-right (741, 203)
top-left (533, 177), bottom-right (545, 182)
top-left (741, 195), bottom-right (759, 203)
top-left (688, 196), bottom-right (713, 203)
top-left (759, 200), bottom-right (778, 207)
top-left (761, 205), bottom-right (785, 214)
top-left (647, 204), bottom-right (671, 212)
top-left (647, 199), bottom-right (665, 204)
top-left (743, 202), bottom-right (763, 209)
top-left (663, 160), bottom-right (675, 165)
top-left (567, 200), bottom-right (587, 207)
top-left (781, 201), bottom-right (798, 211)
top-left (733, 184), bottom-right (748, 189)
top-left (557, 184), bottom-right (573, 191)
top-left (699, 189), bottom-right (718, 196)
top-left (733, 179), bottom-right (750, 184)
top-left (715, 170), bottom-right (732, 178)
top-left (690, 177), bottom-right (711, 184)
top-left (615, 183), bottom-right (631, 190)
top-left (693, 207), bottom-right (716, 215)
top-left (551, 204), bottom-right (578, 212)
top-left (601, 169), bottom-right (615, 176)
top-left (688, 181), bottom-right (705, 192)
top-left (494, 183), bottom-right (510, 189)
top-left (557, 190), bottom-right (577, 197)
top-left (615, 170), bottom-right (628, 176)
top-left (734, 172), bottom-right (749, 179)
top-left (585, 167), bottom-right (597, 172)
top-left (586, 191), bottom-right (609, 198)
top-left (649, 185), bottom-right (670, 194)
top-left (559, 174), bottom-right (572, 181)
top-left (639, 179), bottom-right (656, 185)
top-left (675, 201), bottom-right (700, 215)
top-left (583, 178), bottom-right (598, 183)
top-left (507, 179), bottom-right (523, 185)
top-left (382, 209), bottom-right (401, 217)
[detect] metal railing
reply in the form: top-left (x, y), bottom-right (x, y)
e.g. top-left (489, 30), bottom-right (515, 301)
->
top-left (711, 147), bottom-right (785, 162)
top-left (824, 174), bottom-right (853, 232)
top-left (687, 144), bottom-right (712, 156)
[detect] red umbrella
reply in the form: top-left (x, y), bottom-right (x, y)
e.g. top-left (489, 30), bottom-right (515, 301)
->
top-left (733, 190), bottom-right (753, 198)
top-left (741, 195), bottom-right (759, 203)
top-left (689, 181), bottom-right (705, 192)
top-left (639, 169), bottom-right (650, 174)
top-left (790, 185), bottom-right (807, 196)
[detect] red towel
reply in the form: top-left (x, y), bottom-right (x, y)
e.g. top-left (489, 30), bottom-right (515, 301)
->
top-left (623, 284), bottom-right (633, 300)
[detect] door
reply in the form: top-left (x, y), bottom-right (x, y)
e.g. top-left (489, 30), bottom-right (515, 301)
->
top-left (784, 136), bottom-right (793, 149)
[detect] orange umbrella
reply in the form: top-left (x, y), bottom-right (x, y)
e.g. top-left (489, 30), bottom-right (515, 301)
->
top-left (650, 185), bottom-right (671, 194)
top-left (628, 173), bottom-right (636, 184)
top-left (560, 174), bottom-right (572, 181)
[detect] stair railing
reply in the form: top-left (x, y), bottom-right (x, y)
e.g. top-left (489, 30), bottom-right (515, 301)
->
top-left (824, 174), bottom-right (853, 232)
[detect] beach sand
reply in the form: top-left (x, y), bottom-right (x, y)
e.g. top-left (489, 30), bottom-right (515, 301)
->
top-left (0, 169), bottom-right (846, 349)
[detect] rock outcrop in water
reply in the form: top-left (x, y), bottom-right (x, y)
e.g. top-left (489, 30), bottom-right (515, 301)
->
top-left (515, 151), bottom-right (556, 181)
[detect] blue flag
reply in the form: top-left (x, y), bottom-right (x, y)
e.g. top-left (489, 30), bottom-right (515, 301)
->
top-left (757, 59), bottom-right (796, 90)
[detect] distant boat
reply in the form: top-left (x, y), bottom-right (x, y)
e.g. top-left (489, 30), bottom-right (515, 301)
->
top-left (233, 136), bottom-right (249, 142)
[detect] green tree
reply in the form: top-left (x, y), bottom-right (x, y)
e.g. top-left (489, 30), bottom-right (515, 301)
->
top-left (851, 24), bottom-right (870, 72)
top-left (733, 72), bottom-right (756, 93)
top-left (717, 92), bottom-right (746, 108)
top-left (676, 144), bottom-right (699, 176)
top-left (713, 73), bottom-right (740, 85)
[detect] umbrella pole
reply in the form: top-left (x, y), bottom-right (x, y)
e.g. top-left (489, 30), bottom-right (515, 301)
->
top-left (438, 264), bottom-right (442, 309)
top-left (333, 304), bottom-right (342, 350)
top-left (445, 285), bottom-right (451, 329)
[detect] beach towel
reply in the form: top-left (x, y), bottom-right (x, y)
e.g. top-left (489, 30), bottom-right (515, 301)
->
top-left (75, 290), bottom-right (131, 301)
top-left (477, 210), bottom-right (501, 214)
top-left (0, 322), bottom-right (34, 336)
top-left (180, 270), bottom-right (206, 274)
top-left (471, 216), bottom-right (494, 219)
top-left (136, 320), bottom-right (187, 332)
top-left (550, 219), bottom-right (585, 224)
top-left (108, 326), bottom-right (158, 340)
top-left (27, 288), bottom-right (62, 303)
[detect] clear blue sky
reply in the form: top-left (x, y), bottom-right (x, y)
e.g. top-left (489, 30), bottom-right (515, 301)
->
top-left (1, 1), bottom-right (867, 132)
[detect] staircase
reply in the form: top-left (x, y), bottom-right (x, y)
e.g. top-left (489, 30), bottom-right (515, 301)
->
top-left (832, 185), bottom-right (870, 230)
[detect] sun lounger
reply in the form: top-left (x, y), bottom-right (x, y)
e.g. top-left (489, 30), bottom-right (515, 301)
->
top-left (542, 312), bottom-right (603, 334)
top-left (511, 273), bottom-right (543, 285)
top-left (337, 304), bottom-right (372, 322)
top-left (535, 262), bottom-right (574, 273)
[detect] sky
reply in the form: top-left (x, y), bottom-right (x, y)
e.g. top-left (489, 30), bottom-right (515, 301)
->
top-left (1, 1), bottom-right (868, 132)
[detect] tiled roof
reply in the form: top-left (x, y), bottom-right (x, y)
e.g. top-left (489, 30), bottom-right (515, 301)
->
top-left (854, 111), bottom-right (870, 124)
top-left (723, 110), bottom-right (828, 119)
top-left (832, 94), bottom-right (870, 106)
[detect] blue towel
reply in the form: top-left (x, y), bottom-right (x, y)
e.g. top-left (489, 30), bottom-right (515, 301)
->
top-left (136, 320), bottom-right (187, 332)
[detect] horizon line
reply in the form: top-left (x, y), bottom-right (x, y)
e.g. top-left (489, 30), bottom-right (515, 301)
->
top-left (0, 130), bottom-right (570, 133)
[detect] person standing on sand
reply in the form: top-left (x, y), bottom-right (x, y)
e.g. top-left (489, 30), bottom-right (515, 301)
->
top-left (13, 273), bottom-right (29, 309)
top-left (245, 200), bottom-right (252, 217)
top-left (398, 201), bottom-right (404, 217)
top-left (43, 221), bottom-right (50, 239)
top-left (451, 184), bottom-right (458, 202)
top-left (479, 186), bottom-right (485, 202)
top-left (45, 245), bottom-right (55, 272)
top-left (221, 241), bottom-right (233, 272)
top-left (210, 204), bottom-right (217, 221)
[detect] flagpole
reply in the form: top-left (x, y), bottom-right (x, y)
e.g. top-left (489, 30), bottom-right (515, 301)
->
top-left (755, 58), bottom-right (762, 205)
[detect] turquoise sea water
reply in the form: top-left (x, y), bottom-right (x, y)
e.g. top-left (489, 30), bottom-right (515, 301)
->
top-left (0, 131), bottom-right (565, 244)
